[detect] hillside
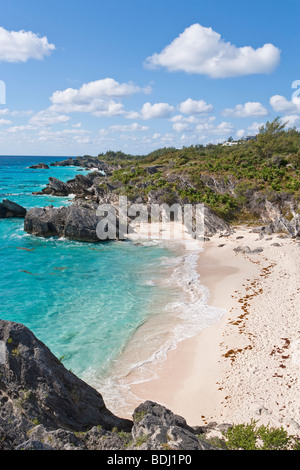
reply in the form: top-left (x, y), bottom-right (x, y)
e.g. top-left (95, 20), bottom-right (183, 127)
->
top-left (95, 118), bottom-right (300, 225)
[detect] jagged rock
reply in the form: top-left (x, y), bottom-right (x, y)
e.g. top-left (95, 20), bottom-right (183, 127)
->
top-left (50, 156), bottom-right (115, 175)
top-left (0, 320), bottom-right (132, 449)
top-left (203, 207), bottom-right (232, 237)
top-left (24, 201), bottom-right (118, 242)
top-left (0, 199), bottom-right (27, 218)
top-left (259, 215), bottom-right (300, 238)
top-left (34, 177), bottom-right (70, 197)
top-left (130, 401), bottom-right (215, 450)
top-left (35, 174), bottom-right (100, 199)
top-left (0, 320), bottom-right (228, 450)
top-left (28, 163), bottom-right (49, 170)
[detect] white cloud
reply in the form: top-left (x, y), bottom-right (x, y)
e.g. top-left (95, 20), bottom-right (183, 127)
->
top-left (172, 122), bottom-right (190, 133)
top-left (270, 95), bottom-right (300, 113)
top-left (247, 121), bottom-right (264, 133)
top-left (109, 122), bottom-right (149, 132)
top-left (0, 27), bottom-right (55, 62)
top-left (0, 118), bottom-right (12, 125)
top-left (145, 23), bottom-right (280, 78)
top-left (170, 114), bottom-right (198, 132)
top-left (281, 114), bottom-right (300, 128)
top-left (223, 101), bottom-right (268, 118)
top-left (236, 129), bottom-right (246, 139)
top-left (50, 78), bottom-right (150, 116)
top-left (170, 114), bottom-right (198, 124)
top-left (178, 98), bottom-right (213, 114)
top-left (9, 110), bottom-right (34, 117)
top-left (29, 110), bottom-right (70, 127)
top-left (196, 120), bottom-right (234, 136)
top-left (7, 125), bottom-right (36, 133)
top-left (127, 102), bottom-right (175, 120)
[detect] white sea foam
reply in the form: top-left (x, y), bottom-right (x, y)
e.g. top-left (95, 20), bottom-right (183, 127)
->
top-left (94, 244), bottom-right (226, 415)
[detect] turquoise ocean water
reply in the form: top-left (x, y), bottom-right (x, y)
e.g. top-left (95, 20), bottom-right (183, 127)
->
top-left (0, 156), bottom-right (226, 413)
top-left (0, 157), bottom-right (179, 380)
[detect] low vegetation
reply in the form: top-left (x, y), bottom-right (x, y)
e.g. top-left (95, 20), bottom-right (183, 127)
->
top-left (96, 118), bottom-right (300, 222)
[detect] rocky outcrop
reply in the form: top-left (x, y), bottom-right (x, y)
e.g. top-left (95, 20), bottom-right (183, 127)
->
top-left (50, 156), bottom-right (116, 175)
top-left (35, 174), bottom-right (101, 199)
top-left (0, 200), bottom-right (27, 218)
top-left (35, 177), bottom-right (70, 197)
top-left (203, 206), bottom-right (231, 237)
top-left (24, 201), bottom-right (116, 242)
top-left (0, 320), bottom-right (132, 449)
top-left (0, 319), bottom-right (224, 450)
top-left (259, 215), bottom-right (300, 239)
top-left (28, 163), bottom-right (49, 169)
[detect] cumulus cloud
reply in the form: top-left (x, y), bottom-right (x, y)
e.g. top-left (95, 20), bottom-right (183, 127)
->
top-left (178, 98), bottom-right (213, 114)
top-left (0, 27), bottom-right (55, 62)
top-left (196, 120), bottom-right (234, 136)
top-left (247, 121), bottom-right (265, 133)
top-left (109, 122), bottom-right (149, 132)
top-left (281, 114), bottom-right (300, 129)
top-left (0, 118), bottom-right (12, 126)
top-left (127, 102), bottom-right (175, 120)
top-left (29, 110), bottom-right (70, 127)
top-left (270, 95), bottom-right (300, 113)
top-left (49, 78), bottom-right (151, 116)
top-left (145, 23), bottom-right (280, 78)
top-left (223, 101), bottom-right (268, 117)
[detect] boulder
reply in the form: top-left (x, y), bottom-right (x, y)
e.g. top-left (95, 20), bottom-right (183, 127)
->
top-left (129, 401), bottom-right (214, 450)
top-left (0, 320), bottom-right (132, 449)
top-left (36, 177), bottom-right (70, 197)
top-left (50, 156), bottom-right (115, 175)
top-left (28, 163), bottom-right (49, 169)
top-left (0, 199), bottom-right (27, 218)
top-left (24, 201), bottom-right (120, 242)
top-left (259, 215), bottom-right (300, 238)
top-left (35, 174), bottom-right (101, 199)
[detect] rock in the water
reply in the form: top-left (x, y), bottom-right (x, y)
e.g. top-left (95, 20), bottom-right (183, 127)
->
top-left (35, 174), bottom-right (101, 198)
top-left (28, 163), bottom-right (49, 169)
top-left (36, 177), bottom-right (70, 197)
top-left (0, 320), bottom-right (132, 449)
top-left (24, 201), bottom-right (119, 242)
top-left (0, 199), bottom-right (27, 218)
top-left (50, 156), bottom-right (115, 175)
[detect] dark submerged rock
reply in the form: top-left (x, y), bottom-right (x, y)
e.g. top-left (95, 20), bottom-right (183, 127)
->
top-left (0, 199), bottom-right (27, 218)
top-left (28, 163), bottom-right (49, 170)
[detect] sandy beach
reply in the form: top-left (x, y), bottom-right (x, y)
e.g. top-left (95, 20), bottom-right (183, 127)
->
top-left (121, 225), bottom-right (300, 434)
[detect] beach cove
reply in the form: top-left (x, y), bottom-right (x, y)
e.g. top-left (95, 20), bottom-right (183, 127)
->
top-left (113, 226), bottom-right (300, 435)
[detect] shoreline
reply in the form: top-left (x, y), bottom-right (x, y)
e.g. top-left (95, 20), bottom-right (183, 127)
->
top-left (114, 225), bottom-right (300, 433)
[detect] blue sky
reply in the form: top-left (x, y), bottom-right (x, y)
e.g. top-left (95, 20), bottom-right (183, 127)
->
top-left (0, 0), bottom-right (299, 155)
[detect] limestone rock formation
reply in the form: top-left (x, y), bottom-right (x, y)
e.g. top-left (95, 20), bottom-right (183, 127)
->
top-left (0, 319), bottom-right (222, 450)
top-left (0, 320), bottom-right (132, 449)
top-left (0, 200), bottom-right (27, 218)
top-left (28, 163), bottom-right (49, 169)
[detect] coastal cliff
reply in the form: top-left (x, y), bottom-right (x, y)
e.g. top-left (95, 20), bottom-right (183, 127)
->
top-left (24, 120), bottom-right (300, 243)
top-left (0, 320), bottom-right (219, 450)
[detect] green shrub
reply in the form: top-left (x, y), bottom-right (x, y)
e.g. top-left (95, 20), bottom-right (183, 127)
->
top-left (224, 420), bottom-right (300, 450)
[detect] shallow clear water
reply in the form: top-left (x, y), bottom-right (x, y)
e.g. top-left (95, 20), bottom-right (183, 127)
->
top-left (0, 156), bottom-right (177, 379)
